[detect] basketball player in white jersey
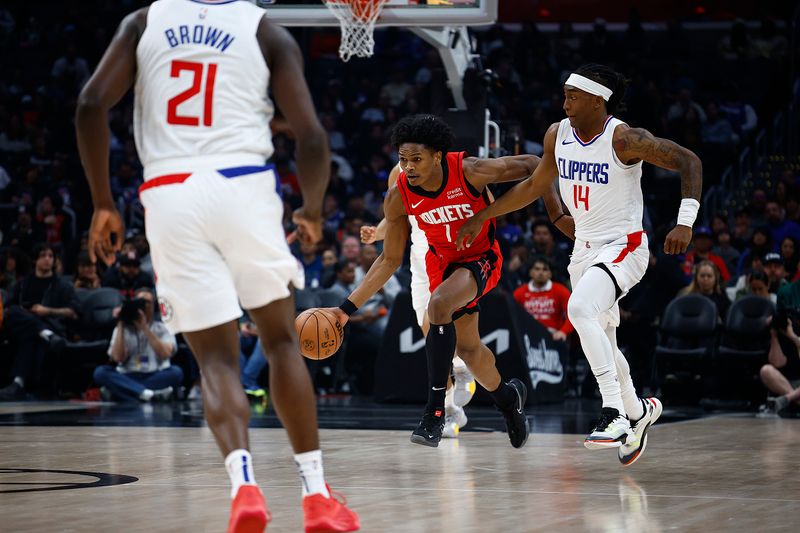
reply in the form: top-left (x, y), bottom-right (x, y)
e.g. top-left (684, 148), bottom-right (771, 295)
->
top-left (457, 64), bottom-right (702, 466)
top-left (75, 1), bottom-right (359, 532)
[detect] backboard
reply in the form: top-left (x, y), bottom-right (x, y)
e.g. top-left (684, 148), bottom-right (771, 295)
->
top-left (254, 0), bottom-right (498, 27)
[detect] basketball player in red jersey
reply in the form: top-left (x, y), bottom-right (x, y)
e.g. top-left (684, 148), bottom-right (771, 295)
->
top-left (75, 1), bottom-right (359, 531)
top-left (329, 115), bottom-right (535, 447)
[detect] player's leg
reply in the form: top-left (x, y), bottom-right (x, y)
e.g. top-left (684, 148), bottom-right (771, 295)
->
top-left (568, 265), bottom-right (633, 449)
top-left (605, 322), bottom-right (663, 465)
top-left (453, 312), bottom-right (529, 448)
top-left (182, 322), bottom-right (270, 533)
top-left (410, 268), bottom-right (477, 447)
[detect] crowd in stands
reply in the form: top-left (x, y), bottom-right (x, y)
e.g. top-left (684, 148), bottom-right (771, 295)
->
top-left (0, 2), bottom-right (797, 412)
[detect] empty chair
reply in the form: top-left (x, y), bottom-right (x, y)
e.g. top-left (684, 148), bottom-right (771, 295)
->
top-left (654, 294), bottom-right (719, 402)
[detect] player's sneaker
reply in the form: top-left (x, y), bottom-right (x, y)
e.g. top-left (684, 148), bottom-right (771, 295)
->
top-left (498, 378), bottom-right (529, 449)
top-left (618, 397), bottom-right (662, 466)
top-left (442, 405), bottom-right (468, 438)
top-left (452, 358), bottom-right (476, 407)
top-left (410, 408), bottom-right (445, 447)
top-left (303, 485), bottom-right (360, 533)
top-left (584, 407), bottom-right (636, 450)
top-left (227, 485), bottom-right (270, 533)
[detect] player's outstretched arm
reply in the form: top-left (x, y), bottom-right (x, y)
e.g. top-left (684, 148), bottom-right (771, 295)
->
top-left (330, 188), bottom-right (409, 326)
top-left (75, 8), bottom-right (146, 265)
top-left (456, 123), bottom-right (560, 249)
top-left (360, 164), bottom-right (402, 244)
top-left (613, 126), bottom-right (703, 254)
top-left (258, 17), bottom-right (329, 245)
top-left (544, 182), bottom-right (575, 241)
top-left (462, 154), bottom-right (541, 190)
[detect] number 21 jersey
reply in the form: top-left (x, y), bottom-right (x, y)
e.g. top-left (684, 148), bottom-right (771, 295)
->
top-left (134, 0), bottom-right (274, 179)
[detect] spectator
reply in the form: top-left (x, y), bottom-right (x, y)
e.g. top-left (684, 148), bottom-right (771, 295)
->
top-left (679, 260), bottom-right (731, 322)
top-left (50, 43), bottom-right (90, 95)
top-left (712, 229), bottom-right (740, 278)
top-left (736, 227), bottom-right (772, 277)
top-left (93, 288), bottom-right (181, 402)
top-left (102, 254), bottom-right (154, 298)
top-left (781, 237), bottom-right (800, 280)
top-left (732, 209), bottom-right (754, 250)
top-left (513, 256), bottom-right (573, 341)
top-left (1, 248), bottom-right (31, 290)
top-left (0, 243), bottom-right (78, 400)
top-left (73, 250), bottom-right (100, 289)
top-left (682, 226), bottom-right (731, 283)
top-left (339, 235), bottom-right (361, 263)
top-left (763, 252), bottom-right (789, 294)
top-left (765, 200), bottom-right (800, 250)
top-left (762, 317), bottom-right (800, 416)
top-left (354, 244), bottom-right (401, 305)
top-left (238, 319), bottom-right (268, 403)
top-left (35, 195), bottom-right (65, 248)
top-left (736, 270), bottom-right (775, 303)
top-left (319, 248), bottom-right (338, 289)
top-left (297, 240), bottom-right (323, 290)
top-left (529, 221), bottom-right (569, 282)
top-left (7, 206), bottom-right (44, 256)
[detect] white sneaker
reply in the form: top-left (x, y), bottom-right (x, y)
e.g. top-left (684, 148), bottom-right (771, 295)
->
top-left (452, 357), bottom-right (476, 407)
top-left (187, 384), bottom-right (202, 401)
top-left (618, 398), bottom-right (663, 466)
top-left (442, 405), bottom-right (468, 438)
top-left (153, 386), bottom-right (174, 401)
top-left (584, 407), bottom-right (636, 450)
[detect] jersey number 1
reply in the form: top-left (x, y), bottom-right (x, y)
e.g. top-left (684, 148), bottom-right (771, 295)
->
top-left (573, 184), bottom-right (589, 211)
top-left (167, 60), bottom-right (218, 127)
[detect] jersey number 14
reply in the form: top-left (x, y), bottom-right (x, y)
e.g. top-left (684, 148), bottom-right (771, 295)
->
top-left (573, 184), bottom-right (590, 211)
top-left (167, 60), bottom-right (218, 127)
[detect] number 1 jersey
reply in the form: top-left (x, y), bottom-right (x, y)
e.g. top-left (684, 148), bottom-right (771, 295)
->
top-left (134, 0), bottom-right (274, 179)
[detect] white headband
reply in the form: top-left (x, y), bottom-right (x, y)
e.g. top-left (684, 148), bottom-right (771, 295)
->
top-left (565, 73), bottom-right (613, 102)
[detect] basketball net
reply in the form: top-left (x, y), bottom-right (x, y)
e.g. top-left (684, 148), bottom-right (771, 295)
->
top-left (323, 0), bottom-right (388, 62)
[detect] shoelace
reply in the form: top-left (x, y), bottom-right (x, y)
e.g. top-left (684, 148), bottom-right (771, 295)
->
top-left (326, 484), bottom-right (348, 506)
top-left (594, 412), bottom-right (618, 431)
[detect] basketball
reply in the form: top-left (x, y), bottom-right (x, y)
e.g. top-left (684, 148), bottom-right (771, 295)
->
top-left (295, 308), bottom-right (344, 360)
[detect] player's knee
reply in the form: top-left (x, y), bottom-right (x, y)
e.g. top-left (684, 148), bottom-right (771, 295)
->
top-left (260, 336), bottom-right (296, 360)
top-left (567, 292), bottom-right (598, 322)
top-left (427, 293), bottom-right (455, 324)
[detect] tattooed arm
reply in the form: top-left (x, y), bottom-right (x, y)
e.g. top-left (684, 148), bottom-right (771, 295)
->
top-left (613, 126), bottom-right (703, 254)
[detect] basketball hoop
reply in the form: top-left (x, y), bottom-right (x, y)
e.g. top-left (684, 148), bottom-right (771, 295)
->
top-left (323, 0), bottom-right (388, 62)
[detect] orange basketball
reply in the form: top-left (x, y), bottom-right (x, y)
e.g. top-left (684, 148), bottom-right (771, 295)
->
top-left (295, 308), bottom-right (344, 360)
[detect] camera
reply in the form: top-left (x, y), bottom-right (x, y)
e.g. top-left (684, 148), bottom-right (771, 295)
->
top-left (119, 298), bottom-right (147, 325)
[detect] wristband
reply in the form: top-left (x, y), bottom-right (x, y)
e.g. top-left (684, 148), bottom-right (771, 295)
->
top-left (677, 198), bottom-right (700, 228)
top-left (339, 299), bottom-right (358, 316)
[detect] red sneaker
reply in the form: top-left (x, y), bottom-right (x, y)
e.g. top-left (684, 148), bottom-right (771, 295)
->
top-left (303, 485), bottom-right (360, 533)
top-left (227, 485), bottom-right (271, 533)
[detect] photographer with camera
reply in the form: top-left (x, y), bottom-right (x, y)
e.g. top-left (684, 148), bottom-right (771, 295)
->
top-left (93, 288), bottom-right (182, 402)
top-left (761, 280), bottom-right (800, 416)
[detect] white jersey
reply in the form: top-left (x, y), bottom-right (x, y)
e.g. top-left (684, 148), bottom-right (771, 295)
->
top-left (134, 0), bottom-right (274, 179)
top-left (555, 116), bottom-right (643, 243)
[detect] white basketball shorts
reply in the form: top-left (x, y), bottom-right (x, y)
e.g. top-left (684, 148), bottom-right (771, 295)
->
top-left (409, 247), bottom-right (431, 328)
top-left (568, 231), bottom-right (649, 329)
top-left (139, 164), bottom-right (303, 334)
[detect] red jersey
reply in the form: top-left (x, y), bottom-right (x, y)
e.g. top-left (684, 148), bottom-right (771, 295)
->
top-left (682, 251), bottom-right (731, 282)
top-left (513, 281), bottom-right (574, 334)
top-left (397, 151), bottom-right (496, 263)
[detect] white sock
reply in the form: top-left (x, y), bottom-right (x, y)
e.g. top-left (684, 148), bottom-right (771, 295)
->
top-left (445, 385), bottom-right (456, 409)
top-left (605, 327), bottom-right (644, 421)
top-left (139, 389), bottom-right (154, 401)
top-left (225, 449), bottom-right (257, 499)
top-left (568, 268), bottom-right (626, 417)
top-left (39, 329), bottom-right (54, 340)
top-left (294, 450), bottom-right (329, 498)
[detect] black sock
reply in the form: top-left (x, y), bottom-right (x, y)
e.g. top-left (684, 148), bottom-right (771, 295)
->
top-left (489, 381), bottom-right (516, 410)
top-left (425, 321), bottom-right (456, 413)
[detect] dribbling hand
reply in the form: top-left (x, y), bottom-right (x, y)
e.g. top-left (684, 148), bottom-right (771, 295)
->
top-left (88, 207), bottom-right (125, 266)
top-left (323, 306), bottom-right (350, 328)
top-left (360, 225), bottom-right (377, 244)
top-left (664, 225), bottom-right (692, 255)
top-left (292, 207), bottom-right (323, 246)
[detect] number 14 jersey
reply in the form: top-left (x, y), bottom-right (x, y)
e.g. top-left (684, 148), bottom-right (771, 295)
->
top-left (134, 0), bottom-right (274, 179)
top-left (555, 116), bottom-right (644, 243)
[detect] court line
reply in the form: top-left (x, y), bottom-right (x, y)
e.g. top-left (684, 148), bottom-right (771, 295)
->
top-left (124, 482), bottom-right (800, 503)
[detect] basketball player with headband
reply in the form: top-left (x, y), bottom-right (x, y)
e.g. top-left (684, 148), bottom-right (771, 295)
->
top-left (457, 64), bottom-right (703, 466)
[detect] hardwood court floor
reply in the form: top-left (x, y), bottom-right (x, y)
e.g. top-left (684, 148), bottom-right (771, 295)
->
top-left (1, 415), bottom-right (798, 532)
